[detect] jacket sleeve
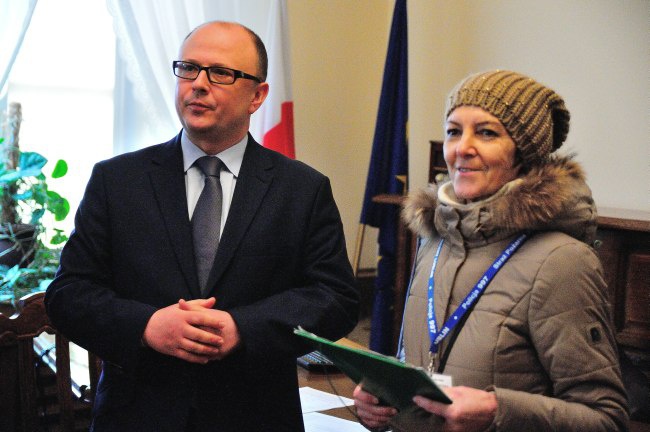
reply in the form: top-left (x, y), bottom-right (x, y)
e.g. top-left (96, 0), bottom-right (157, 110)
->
top-left (44, 162), bottom-right (156, 371)
top-left (492, 242), bottom-right (629, 431)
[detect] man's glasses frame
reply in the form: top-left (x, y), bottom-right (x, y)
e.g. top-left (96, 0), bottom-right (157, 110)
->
top-left (173, 60), bottom-right (262, 85)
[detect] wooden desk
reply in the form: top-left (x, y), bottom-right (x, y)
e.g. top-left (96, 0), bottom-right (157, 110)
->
top-left (298, 338), bottom-right (363, 421)
top-left (298, 367), bottom-right (358, 421)
top-left (298, 338), bottom-right (368, 422)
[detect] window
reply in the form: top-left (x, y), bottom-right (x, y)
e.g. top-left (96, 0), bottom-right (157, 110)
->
top-left (7, 0), bottom-right (115, 236)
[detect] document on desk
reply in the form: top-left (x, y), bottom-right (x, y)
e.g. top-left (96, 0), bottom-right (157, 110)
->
top-left (303, 412), bottom-right (367, 432)
top-left (299, 387), bottom-right (353, 413)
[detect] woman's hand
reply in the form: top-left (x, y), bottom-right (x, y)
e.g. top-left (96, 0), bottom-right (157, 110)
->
top-left (353, 384), bottom-right (398, 429)
top-left (412, 386), bottom-right (497, 432)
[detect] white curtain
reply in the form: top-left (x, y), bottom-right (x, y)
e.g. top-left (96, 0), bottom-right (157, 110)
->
top-left (249, 0), bottom-right (292, 148)
top-left (0, 0), bottom-right (38, 114)
top-left (106, 0), bottom-right (276, 153)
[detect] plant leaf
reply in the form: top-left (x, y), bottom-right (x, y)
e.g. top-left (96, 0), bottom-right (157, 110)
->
top-left (1, 265), bottom-right (22, 286)
top-left (50, 229), bottom-right (68, 245)
top-left (46, 191), bottom-right (70, 221)
top-left (30, 208), bottom-right (45, 225)
top-left (51, 159), bottom-right (68, 178)
top-left (19, 152), bottom-right (48, 177)
top-left (0, 170), bottom-right (22, 183)
top-left (38, 279), bottom-right (53, 291)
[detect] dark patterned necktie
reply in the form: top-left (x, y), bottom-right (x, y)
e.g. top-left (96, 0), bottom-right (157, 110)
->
top-left (192, 156), bottom-right (223, 294)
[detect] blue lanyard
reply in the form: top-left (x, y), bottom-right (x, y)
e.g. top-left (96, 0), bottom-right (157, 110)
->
top-left (427, 233), bottom-right (528, 354)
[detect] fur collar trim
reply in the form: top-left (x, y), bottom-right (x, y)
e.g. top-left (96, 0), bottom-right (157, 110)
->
top-left (402, 155), bottom-right (598, 244)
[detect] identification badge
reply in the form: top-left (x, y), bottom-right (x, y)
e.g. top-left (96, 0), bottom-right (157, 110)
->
top-left (430, 372), bottom-right (453, 388)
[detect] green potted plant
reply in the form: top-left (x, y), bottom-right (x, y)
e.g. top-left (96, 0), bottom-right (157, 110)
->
top-left (0, 102), bottom-right (70, 309)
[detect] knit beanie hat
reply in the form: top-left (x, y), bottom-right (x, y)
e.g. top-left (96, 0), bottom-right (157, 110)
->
top-left (445, 70), bottom-right (570, 167)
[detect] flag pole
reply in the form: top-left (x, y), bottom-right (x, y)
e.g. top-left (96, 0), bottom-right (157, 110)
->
top-left (352, 223), bottom-right (366, 277)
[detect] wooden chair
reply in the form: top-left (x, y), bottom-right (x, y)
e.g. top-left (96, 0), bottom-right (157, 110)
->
top-left (0, 291), bottom-right (100, 432)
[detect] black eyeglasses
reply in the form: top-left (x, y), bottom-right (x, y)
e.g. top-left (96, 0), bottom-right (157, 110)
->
top-left (173, 61), bottom-right (262, 85)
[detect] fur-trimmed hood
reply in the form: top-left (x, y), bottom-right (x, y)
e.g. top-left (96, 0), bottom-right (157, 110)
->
top-left (402, 155), bottom-right (598, 245)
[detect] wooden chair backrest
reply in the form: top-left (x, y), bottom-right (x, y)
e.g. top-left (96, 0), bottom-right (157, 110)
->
top-left (0, 291), bottom-right (100, 432)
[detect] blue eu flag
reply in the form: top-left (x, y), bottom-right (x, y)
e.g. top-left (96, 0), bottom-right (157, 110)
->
top-left (359, 0), bottom-right (408, 355)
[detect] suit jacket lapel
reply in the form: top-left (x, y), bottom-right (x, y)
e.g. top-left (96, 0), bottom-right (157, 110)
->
top-left (205, 137), bottom-right (273, 291)
top-left (149, 133), bottom-right (202, 298)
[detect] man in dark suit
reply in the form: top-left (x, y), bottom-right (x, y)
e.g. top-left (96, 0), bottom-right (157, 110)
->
top-left (45, 21), bottom-right (358, 432)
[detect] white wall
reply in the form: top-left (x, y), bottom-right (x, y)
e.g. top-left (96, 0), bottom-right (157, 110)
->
top-left (288, 0), bottom-right (392, 269)
top-left (408, 0), bottom-right (650, 212)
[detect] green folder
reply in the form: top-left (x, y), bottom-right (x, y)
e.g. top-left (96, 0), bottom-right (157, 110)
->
top-left (294, 327), bottom-right (452, 411)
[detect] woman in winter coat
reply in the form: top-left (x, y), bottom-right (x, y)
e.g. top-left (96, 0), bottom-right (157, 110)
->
top-left (353, 70), bottom-right (629, 431)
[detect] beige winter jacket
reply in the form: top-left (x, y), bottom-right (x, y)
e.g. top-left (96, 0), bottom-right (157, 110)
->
top-left (395, 156), bottom-right (628, 431)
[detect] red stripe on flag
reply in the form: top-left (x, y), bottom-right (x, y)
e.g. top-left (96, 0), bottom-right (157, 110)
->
top-left (263, 101), bottom-right (295, 159)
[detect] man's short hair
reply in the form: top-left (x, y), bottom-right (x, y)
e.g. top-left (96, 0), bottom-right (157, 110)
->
top-left (242, 26), bottom-right (268, 82)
